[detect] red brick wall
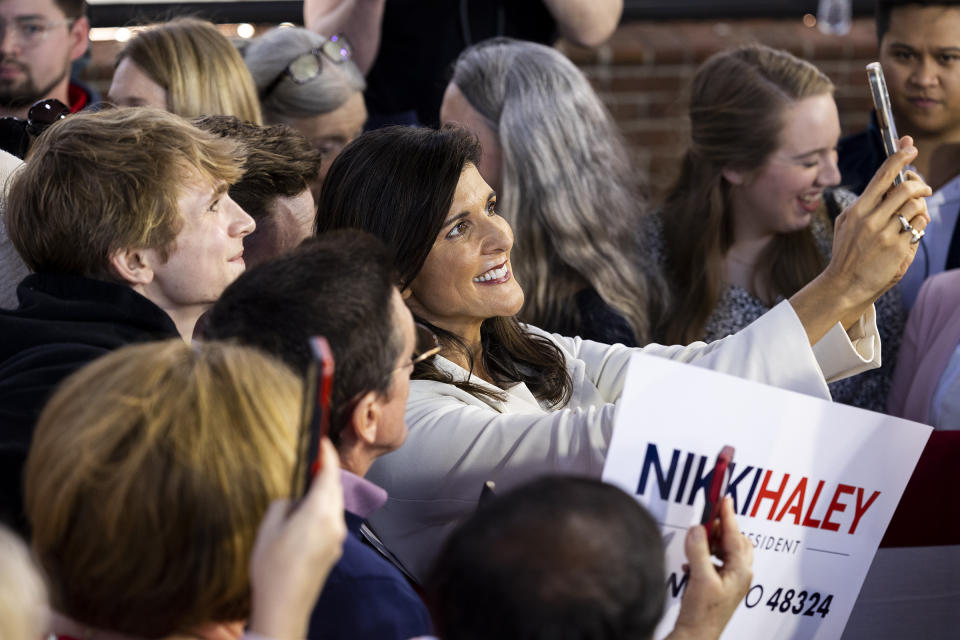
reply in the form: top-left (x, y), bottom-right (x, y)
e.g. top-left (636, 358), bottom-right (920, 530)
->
top-left (83, 16), bottom-right (880, 198)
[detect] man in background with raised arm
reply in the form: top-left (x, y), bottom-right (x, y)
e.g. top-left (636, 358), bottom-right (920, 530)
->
top-left (304, 0), bottom-right (622, 126)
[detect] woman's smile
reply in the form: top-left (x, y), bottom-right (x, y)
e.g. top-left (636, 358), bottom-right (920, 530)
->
top-left (473, 262), bottom-right (511, 284)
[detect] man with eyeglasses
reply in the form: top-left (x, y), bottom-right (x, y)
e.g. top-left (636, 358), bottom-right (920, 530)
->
top-left (204, 230), bottom-right (434, 640)
top-left (0, 0), bottom-right (91, 118)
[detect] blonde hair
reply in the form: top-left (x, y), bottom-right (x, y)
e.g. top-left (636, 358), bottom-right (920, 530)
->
top-left (0, 527), bottom-right (48, 640)
top-left (6, 107), bottom-right (244, 279)
top-left (25, 340), bottom-right (300, 636)
top-left (118, 18), bottom-right (262, 124)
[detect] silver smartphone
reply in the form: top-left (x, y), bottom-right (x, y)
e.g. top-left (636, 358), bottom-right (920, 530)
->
top-left (866, 62), bottom-right (906, 186)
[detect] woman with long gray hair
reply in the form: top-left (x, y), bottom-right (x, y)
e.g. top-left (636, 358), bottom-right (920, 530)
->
top-left (244, 27), bottom-right (367, 183)
top-left (441, 37), bottom-right (665, 346)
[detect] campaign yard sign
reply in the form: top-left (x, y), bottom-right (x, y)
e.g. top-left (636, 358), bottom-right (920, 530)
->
top-left (602, 354), bottom-right (931, 640)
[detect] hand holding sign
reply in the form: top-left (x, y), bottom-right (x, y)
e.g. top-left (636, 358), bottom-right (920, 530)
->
top-left (668, 498), bottom-right (754, 640)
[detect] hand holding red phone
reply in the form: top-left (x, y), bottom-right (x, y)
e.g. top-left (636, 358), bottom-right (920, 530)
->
top-left (250, 438), bottom-right (346, 640)
top-left (670, 497), bottom-right (754, 640)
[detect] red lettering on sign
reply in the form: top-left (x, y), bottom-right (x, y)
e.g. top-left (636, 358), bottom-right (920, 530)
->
top-left (821, 483), bottom-right (855, 532)
top-left (801, 480), bottom-right (825, 528)
top-left (775, 477), bottom-right (808, 525)
top-left (849, 488), bottom-right (881, 534)
top-left (750, 471), bottom-right (790, 520)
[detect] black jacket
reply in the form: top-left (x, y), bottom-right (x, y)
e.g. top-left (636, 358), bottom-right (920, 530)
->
top-left (0, 273), bottom-right (179, 535)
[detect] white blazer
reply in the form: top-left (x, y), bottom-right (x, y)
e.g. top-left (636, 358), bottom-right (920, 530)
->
top-left (366, 300), bottom-right (880, 581)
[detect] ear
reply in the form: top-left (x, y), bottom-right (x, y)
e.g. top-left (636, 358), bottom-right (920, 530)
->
top-left (348, 390), bottom-right (381, 446)
top-left (67, 16), bottom-right (90, 63)
top-left (721, 167), bottom-right (747, 186)
top-left (109, 247), bottom-right (155, 287)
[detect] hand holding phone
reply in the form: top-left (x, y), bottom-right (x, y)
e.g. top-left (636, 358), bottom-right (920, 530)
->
top-left (291, 336), bottom-right (335, 500)
top-left (866, 62), bottom-right (924, 242)
top-left (700, 445), bottom-right (735, 556)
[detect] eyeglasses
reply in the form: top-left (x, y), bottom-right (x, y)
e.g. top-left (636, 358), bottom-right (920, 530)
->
top-left (259, 34), bottom-right (353, 100)
top-left (411, 322), bottom-right (442, 367)
top-left (0, 18), bottom-right (75, 49)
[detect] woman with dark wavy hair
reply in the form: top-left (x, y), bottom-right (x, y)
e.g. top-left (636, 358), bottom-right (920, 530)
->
top-left (316, 124), bottom-right (926, 581)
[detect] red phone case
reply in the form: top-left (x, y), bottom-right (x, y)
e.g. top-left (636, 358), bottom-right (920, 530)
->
top-left (701, 445), bottom-right (735, 553)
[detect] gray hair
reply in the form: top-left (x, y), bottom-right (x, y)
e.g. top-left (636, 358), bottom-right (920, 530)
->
top-left (243, 27), bottom-right (365, 121)
top-left (451, 38), bottom-right (665, 344)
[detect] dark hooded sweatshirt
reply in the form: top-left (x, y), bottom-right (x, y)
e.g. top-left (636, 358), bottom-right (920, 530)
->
top-left (0, 273), bottom-right (179, 535)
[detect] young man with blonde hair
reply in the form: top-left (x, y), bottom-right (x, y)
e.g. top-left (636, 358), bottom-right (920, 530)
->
top-left (0, 107), bottom-right (254, 534)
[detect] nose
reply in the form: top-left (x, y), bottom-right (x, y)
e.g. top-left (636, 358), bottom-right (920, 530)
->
top-left (226, 195), bottom-right (256, 237)
top-left (479, 210), bottom-right (513, 254)
top-left (908, 55), bottom-right (939, 88)
top-left (816, 151), bottom-right (841, 188)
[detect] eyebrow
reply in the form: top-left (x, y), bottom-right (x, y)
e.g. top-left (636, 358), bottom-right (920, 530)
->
top-left (441, 191), bottom-right (497, 228)
top-left (206, 183), bottom-right (230, 206)
top-left (887, 42), bottom-right (960, 54)
top-left (442, 210), bottom-right (469, 228)
top-left (790, 146), bottom-right (834, 160)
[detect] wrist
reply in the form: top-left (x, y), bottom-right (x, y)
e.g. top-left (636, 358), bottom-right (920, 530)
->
top-left (813, 269), bottom-right (853, 312)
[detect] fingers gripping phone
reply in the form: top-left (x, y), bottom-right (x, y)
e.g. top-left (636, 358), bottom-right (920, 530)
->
top-left (700, 445), bottom-right (735, 555)
top-left (291, 336), bottom-right (335, 499)
top-left (866, 62), bottom-right (907, 187)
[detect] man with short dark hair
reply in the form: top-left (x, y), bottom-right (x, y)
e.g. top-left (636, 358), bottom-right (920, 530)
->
top-left (838, 0), bottom-right (960, 307)
top-left (205, 230), bottom-right (433, 640)
top-left (194, 115), bottom-right (324, 267)
top-left (0, 0), bottom-right (93, 117)
top-left (428, 476), bottom-right (753, 640)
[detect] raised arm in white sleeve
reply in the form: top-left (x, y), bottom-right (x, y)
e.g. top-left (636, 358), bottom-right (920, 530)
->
top-left (367, 298), bottom-right (879, 580)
